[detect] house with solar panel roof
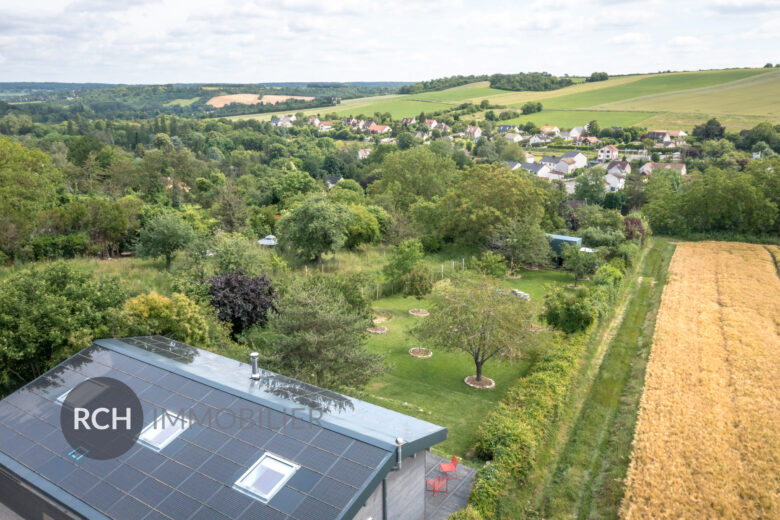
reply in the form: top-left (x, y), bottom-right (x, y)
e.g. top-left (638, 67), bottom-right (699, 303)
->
top-left (0, 336), bottom-right (454, 520)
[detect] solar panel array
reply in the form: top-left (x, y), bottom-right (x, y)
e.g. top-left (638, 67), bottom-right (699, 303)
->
top-left (0, 343), bottom-right (392, 520)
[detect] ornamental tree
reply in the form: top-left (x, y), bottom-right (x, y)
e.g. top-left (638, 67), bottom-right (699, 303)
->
top-left (207, 270), bottom-right (277, 337)
top-left (412, 281), bottom-right (536, 383)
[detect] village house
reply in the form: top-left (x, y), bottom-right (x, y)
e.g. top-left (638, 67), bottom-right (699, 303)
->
top-left (540, 155), bottom-right (559, 168)
top-left (575, 136), bottom-right (601, 145)
top-left (464, 125), bottom-right (482, 138)
top-left (605, 160), bottom-right (631, 176)
top-left (561, 151), bottom-right (587, 169)
top-left (498, 125), bottom-right (519, 135)
top-left (598, 144), bottom-right (621, 162)
top-left (605, 171), bottom-right (626, 191)
top-left (307, 115), bottom-right (320, 126)
top-left (646, 130), bottom-right (688, 144)
top-left (639, 162), bottom-right (687, 176)
top-left (529, 134), bottom-right (553, 146)
top-left (358, 148), bottom-right (372, 160)
top-left (369, 123), bottom-right (391, 134)
top-left (524, 151), bottom-right (535, 163)
top-left (318, 120), bottom-right (333, 132)
top-left (424, 119), bottom-right (438, 130)
top-left (270, 116), bottom-right (294, 128)
top-left (540, 125), bottom-right (560, 134)
top-left (504, 132), bottom-right (524, 143)
top-left (413, 131), bottom-right (428, 139)
top-left (554, 157), bottom-right (578, 174)
top-left (437, 122), bottom-right (451, 134)
top-left (402, 117), bottom-right (416, 126)
top-left (520, 162), bottom-right (552, 178)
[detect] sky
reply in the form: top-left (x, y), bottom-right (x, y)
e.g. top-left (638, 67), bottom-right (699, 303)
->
top-left (1, 0), bottom-right (779, 84)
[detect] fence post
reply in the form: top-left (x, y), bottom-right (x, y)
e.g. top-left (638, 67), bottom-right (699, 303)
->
top-left (376, 284), bottom-right (379, 299)
top-left (462, 258), bottom-right (465, 270)
top-left (441, 264), bottom-right (444, 279)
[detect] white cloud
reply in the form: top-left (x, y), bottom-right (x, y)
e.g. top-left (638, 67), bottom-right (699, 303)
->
top-left (0, 0), bottom-right (778, 82)
top-left (610, 32), bottom-right (644, 44)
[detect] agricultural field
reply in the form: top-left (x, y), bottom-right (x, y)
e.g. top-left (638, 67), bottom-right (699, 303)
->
top-left (233, 67), bottom-right (780, 130)
top-left (622, 242), bottom-right (780, 519)
top-left (163, 96), bottom-right (200, 107)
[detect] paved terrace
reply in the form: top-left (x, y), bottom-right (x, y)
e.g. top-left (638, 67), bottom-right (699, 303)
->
top-left (424, 452), bottom-right (477, 520)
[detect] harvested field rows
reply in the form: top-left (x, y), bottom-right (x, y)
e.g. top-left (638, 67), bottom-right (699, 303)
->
top-left (621, 242), bottom-right (780, 519)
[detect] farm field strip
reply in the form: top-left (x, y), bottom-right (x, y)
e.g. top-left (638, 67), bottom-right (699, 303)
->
top-left (596, 69), bottom-right (780, 117)
top-left (621, 242), bottom-right (780, 519)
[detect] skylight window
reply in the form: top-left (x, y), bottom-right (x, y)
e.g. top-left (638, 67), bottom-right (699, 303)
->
top-left (235, 453), bottom-right (299, 502)
top-left (138, 410), bottom-right (191, 451)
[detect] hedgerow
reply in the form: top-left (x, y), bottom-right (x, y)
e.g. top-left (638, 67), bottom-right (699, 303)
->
top-left (467, 331), bottom-right (589, 518)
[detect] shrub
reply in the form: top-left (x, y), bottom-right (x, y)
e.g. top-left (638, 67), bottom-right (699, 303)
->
top-left (580, 226), bottom-right (625, 249)
top-left (471, 251), bottom-right (508, 278)
top-left (120, 292), bottom-right (231, 349)
top-left (448, 505), bottom-right (484, 520)
top-left (543, 286), bottom-right (599, 333)
top-left (383, 238), bottom-right (424, 286)
top-left (207, 270), bottom-right (277, 337)
top-left (617, 241), bottom-right (640, 268)
top-left (0, 262), bottom-right (126, 393)
top-left (593, 264), bottom-right (624, 290)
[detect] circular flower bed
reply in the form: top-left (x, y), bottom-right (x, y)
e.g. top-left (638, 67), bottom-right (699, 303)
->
top-left (367, 326), bottom-right (388, 334)
top-left (408, 309), bottom-right (429, 317)
top-left (464, 376), bottom-right (495, 389)
top-left (408, 347), bottom-right (432, 358)
top-left (373, 315), bottom-right (389, 324)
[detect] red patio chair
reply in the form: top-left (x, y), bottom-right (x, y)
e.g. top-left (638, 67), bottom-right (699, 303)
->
top-left (425, 475), bottom-right (449, 496)
top-left (439, 455), bottom-right (459, 476)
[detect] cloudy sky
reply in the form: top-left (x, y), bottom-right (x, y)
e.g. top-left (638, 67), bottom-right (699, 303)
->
top-left (1, 0), bottom-right (779, 84)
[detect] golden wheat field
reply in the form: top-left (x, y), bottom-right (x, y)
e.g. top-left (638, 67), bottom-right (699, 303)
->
top-left (621, 242), bottom-right (779, 519)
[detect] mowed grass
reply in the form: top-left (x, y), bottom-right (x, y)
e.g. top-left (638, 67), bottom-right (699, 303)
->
top-left (599, 69), bottom-right (780, 118)
top-left (357, 265), bottom-right (587, 459)
top-left (164, 97), bottom-right (200, 107)
top-left (537, 68), bottom-right (770, 110)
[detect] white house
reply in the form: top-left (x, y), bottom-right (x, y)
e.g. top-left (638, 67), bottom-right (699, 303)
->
top-left (505, 132), bottom-right (524, 143)
top-left (307, 116), bottom-right (320, 126)
top-left (563, 179), bottom-right (577, 194)
top-left (540, 155), bottom-right (559, 168)
top-left (540, 125), bottom-right (560, 134)
top-left (561, 151), bottom-right (587, 169)
top-left (529, 134), bottom-right (553, 146)
top-left (464, 125), bottom-right (482, 138)
top-left (318, 121), bottom-right (333, 132)
top-left (639, 162), bottom-right (686, 176)
top-left (524, 151), bottom-right (535, 163)
top-left (605, 172), bottom-right (626, 191)
top-left (358, 148), bottom-right (372, 160)
top-left (605, 160), bottom-right (631, 176)
top-left (369, 123), bottom-right (391, 134)
top-left (519, 162), bottom-right (551, 178)
top-left (554, 157), bottom-right (578, 174)
top-left (598, 144), bottom-right (620, 162)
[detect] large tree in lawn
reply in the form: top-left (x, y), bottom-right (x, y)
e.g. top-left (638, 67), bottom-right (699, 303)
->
top-left (135, 212), bottom-right (195, 269)
top-left (412, 281), bottom-right (536, 384)
top-left (277, 194), bottom-right (349, 263)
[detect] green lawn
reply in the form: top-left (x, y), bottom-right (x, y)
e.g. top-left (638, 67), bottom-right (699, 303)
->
top-left (357, 265), bottom-right (586, 460)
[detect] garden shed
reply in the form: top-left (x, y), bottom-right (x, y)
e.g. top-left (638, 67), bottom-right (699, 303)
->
top-left (545, 233), bottom-right (582, 256)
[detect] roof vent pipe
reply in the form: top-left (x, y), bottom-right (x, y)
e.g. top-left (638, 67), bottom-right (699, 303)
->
top-left (250, 352), bottom-right (260, 380)
top-left (395, 437), bottom-right (404, 471)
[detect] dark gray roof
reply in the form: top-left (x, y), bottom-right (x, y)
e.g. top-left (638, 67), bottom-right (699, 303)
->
top-left (0, 337), bottom-right (446, 520)
top-left (541, 156), bottom-right (559, 164)
top-left (520, 162), bottom-right (546, 174)
top-left (561, 151), bottom-right (583, 159)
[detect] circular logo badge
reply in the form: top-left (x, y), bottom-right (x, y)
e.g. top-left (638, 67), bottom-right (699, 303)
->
top-left (60, 377), bottom-right (144, 460)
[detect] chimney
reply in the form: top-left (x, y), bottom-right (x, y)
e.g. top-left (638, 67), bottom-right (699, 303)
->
top-left (250, 352), bottom-right (260, 380)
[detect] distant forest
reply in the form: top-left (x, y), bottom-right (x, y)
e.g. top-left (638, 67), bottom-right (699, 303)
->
top-left (400, 72), bottom-right (575, 94)
top-left (0, 82), bottom-right (404, 121)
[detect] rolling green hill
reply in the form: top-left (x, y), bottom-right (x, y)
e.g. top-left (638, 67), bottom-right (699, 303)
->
top-left (231, 68), bottom-right (780, 130)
